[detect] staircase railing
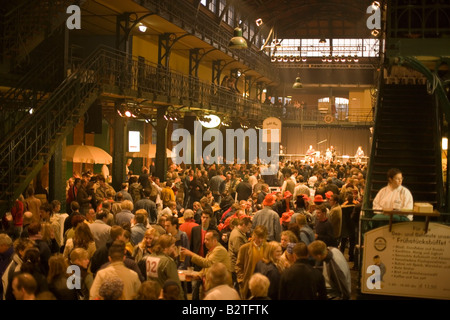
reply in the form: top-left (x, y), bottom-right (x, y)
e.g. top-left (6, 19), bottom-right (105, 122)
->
top-left (0, 40), bottom-right (65, 138)
top-left (396, 56), bottom-right (450, 124)
top-left (0, 46), bottom-right (110, 207)
top-left (362, 66), bottom-right (385, 213)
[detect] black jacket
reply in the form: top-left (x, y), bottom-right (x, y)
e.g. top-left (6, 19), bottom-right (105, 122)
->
top-left (279, 259), bottom-right (327, 300)
top-left (315, 219), bottom-right (337, 247)
top-left (254, 261), bottom-right (281, 300)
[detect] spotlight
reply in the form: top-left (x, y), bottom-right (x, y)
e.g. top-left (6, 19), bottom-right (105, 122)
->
top-left (354, 55), bottom-right (359, 62)
top-left (138, 24), bottom-right (147, 32)
top-left (124, 110), bottom-right (132, 117)
top-left (289, 55), bottom-right (295, 62)
top-left (271, 56), bottom-right (277, 62)
top-left (319, 38), bottom-right (326, 44)
top-left (29, 108), bottom-right (34, 115)
top-left (277, 56), bottom-right (283, 62)
top-left (283, 56), bottom-right (289, 62)
top-left (256, 18), bottom-right (263, 27)
top-left (322, 55), bottom-right (327, 62)
top-left (302, 57), bottom-right (307, 62)
top-left (340, 56), bottom-right (346, 62)
top-left (295, 56), bottom-right (302, 62)
top-left (334, 55), bottom-right (340, 62)
top-left (371, 29), bottom-right (380, 37)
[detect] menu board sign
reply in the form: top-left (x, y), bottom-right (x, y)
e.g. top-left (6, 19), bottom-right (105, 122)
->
top-left (362, 222), bottom-right (450, 299)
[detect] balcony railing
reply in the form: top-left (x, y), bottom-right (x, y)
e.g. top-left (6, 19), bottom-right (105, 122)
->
top-left (93, 49), bottom-right (268, 120)
top-left (134, 0), bottom-right (279, 83)
top-left (268, 105), bottom-right (373, 124)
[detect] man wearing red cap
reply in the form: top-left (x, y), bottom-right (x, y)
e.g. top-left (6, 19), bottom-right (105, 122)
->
top-left (280, 212), bottom-right (292, 232)
top-left (251, 194), bottom-right (281, 242)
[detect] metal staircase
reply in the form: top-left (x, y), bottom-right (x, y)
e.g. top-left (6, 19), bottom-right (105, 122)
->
top-left (0, 46), bottom-right (112, 214)
top-left (363, 79), bottom-right (444, 212)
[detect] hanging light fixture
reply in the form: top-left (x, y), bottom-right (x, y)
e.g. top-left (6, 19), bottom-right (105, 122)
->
top-left (138, 23), bottom-right (147, 33)
top-left (229, 27), bottom-right (247, 49)
top-left (292, 75), bottom-right (303, 89)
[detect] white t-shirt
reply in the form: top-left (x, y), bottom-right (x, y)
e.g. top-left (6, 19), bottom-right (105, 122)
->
top-left (372, 185), bottom-right (414, 220)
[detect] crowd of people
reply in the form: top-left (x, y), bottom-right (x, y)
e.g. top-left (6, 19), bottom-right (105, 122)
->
top-left (0, 158), bottom-right (370, 300)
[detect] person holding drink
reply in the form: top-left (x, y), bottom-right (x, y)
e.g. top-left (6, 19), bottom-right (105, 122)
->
top-left (180, 230), bottom-right (232, 300)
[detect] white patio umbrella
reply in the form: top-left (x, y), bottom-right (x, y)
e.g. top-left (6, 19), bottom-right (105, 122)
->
top-left (64, 144), bottom-right (113, 164)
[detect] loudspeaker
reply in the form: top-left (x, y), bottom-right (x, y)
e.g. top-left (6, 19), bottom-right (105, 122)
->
top-left (184, 115), bottom-right (196, 135)
top-left (84, 104), bottom-right (102, 134)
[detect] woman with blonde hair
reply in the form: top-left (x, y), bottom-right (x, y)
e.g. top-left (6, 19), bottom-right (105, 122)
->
top-left (132, 227), bottom-right (160, 263)
top-left (40, 222), bottom-right (60, 254)
top-left (254, 241), bottom-right (283, 300)
top-left (63, 223), bottom-right (96, 261)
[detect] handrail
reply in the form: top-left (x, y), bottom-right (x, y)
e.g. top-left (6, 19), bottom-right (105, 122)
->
top-left (397, 56), bottom-right (450, 124)
top-left (362, 66), bottom-right (385, 212)
top-left (278, 108), bottom-right (374, 124)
